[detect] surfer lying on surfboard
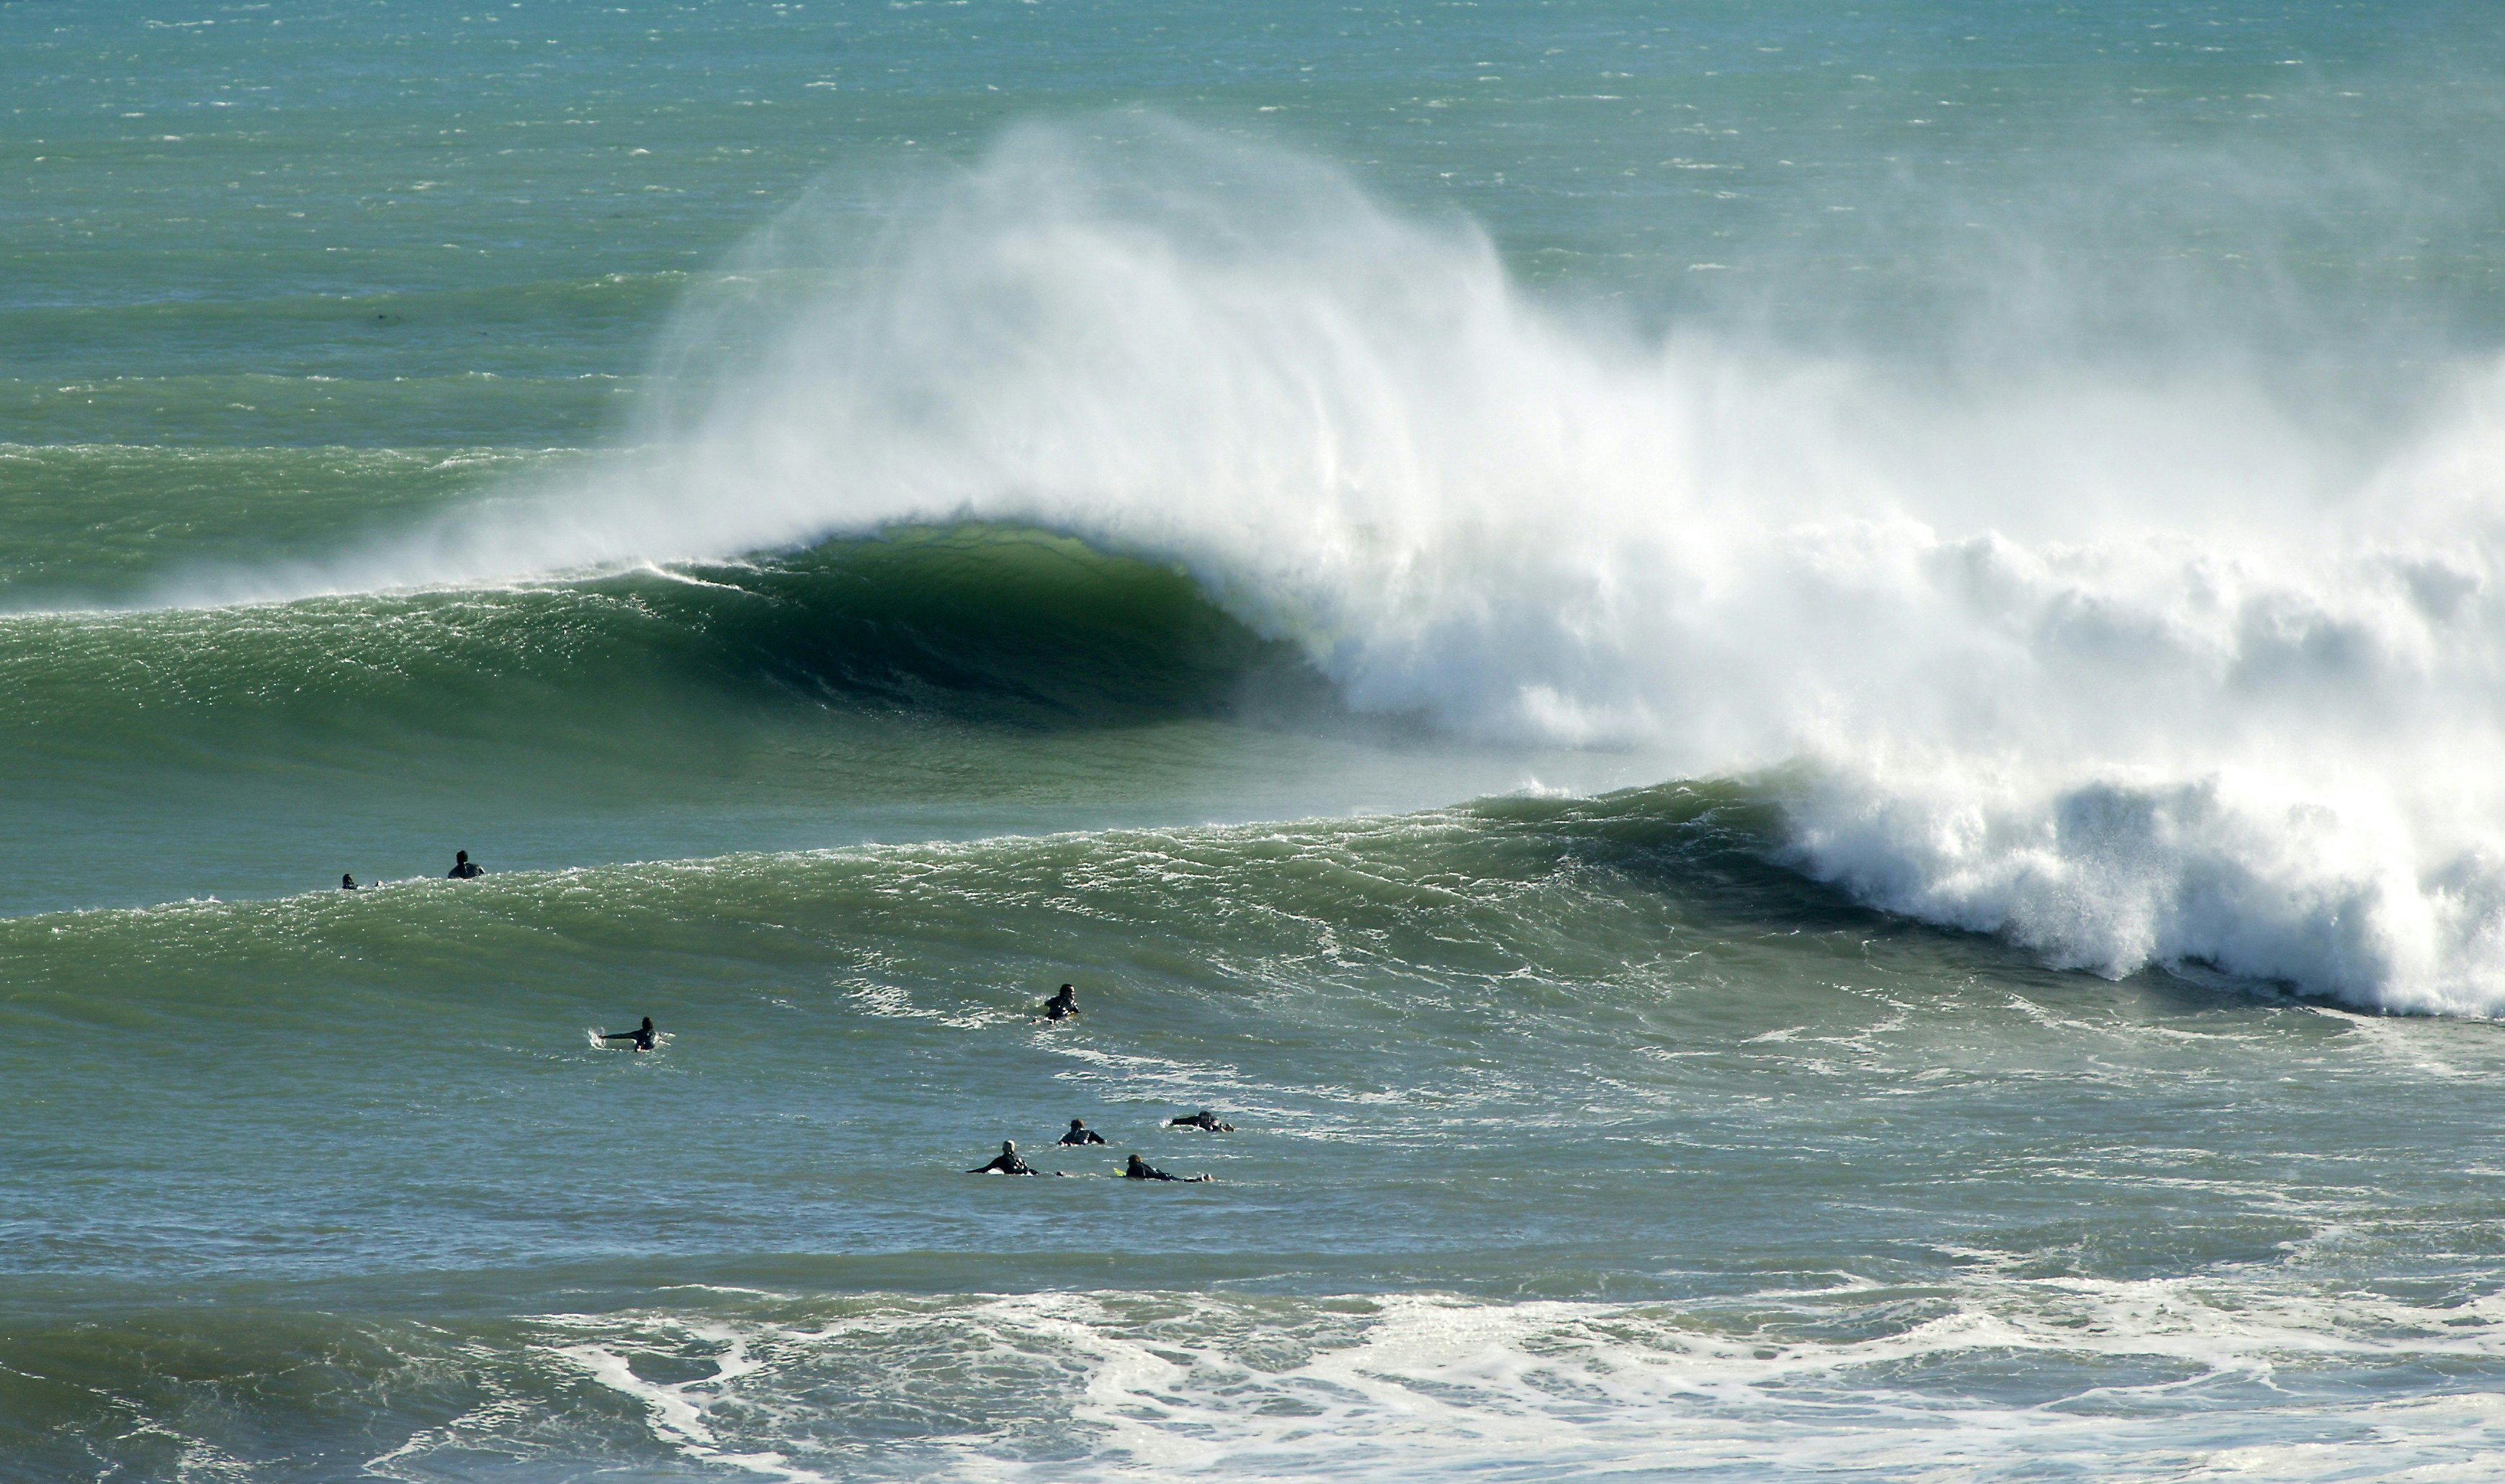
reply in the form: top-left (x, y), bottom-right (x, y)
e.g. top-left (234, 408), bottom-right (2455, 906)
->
top-left (969, 1141), bottom-right (1035, 1174)
top-left (600, 1016), bottom-right (655, 1051)
top-left (1125, 1154), bottom-right (1211, 1182)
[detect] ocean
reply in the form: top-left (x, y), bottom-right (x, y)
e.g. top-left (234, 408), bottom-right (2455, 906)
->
top-left (8, 1), bottom-right (2505, 1478)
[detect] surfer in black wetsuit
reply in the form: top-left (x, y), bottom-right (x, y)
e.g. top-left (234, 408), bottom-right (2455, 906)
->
top-left (1043, 984), bottom-right (1079, 1020)
top-left (601, 1016), bottom-right (655, 1051)
top-left (1170, 1110), bottom-right (1233, 1132)
top-left (341, 873), bottom-right (359, 891)
top-left (447, 850), bottom-right (483, 879)
top-left (1059, 1118), bottom-right (1106, 1146)
top-left (970, 1141), bottom-right (1035, 1175)
top-left (1124, 1154), bottom-right (1209, 1182)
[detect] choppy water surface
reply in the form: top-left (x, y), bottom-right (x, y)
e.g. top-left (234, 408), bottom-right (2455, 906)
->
top-left (7, 1), bottom-right (2505, 1479)
top-left (12, 796), bottom-right (2505, 1479)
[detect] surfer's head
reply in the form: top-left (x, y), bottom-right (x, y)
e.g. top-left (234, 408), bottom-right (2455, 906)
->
top-left (1069, 1118), bottom-right (1086, 1130)
top-left (1002, 1141), bottom-right (1017, 1154)
top-left (455, 850), bottom-right (469, 865)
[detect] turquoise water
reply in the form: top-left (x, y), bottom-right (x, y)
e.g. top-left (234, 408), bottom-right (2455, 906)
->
top-left (9, 2), bottom-right (2505, 1479)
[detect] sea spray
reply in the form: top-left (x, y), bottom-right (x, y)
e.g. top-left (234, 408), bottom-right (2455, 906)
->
top-left (27, 118), bottom-right (2496, 1009)
top-left (244, 120), bottom-right (2505, 1011)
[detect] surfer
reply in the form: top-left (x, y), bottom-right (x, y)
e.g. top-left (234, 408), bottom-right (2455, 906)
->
top-left (969, 1141), bottom-right (1036, 1175)
top-left (1043, 984), bottom-right (1080, 1020)
top-left (341, 873), bottom-right (359, 891)
top-left (447, 850), bottom-right (484, 879)
top-left (601, 1016), bottom-right (655, 1052)
top-left (1170, 1110), bottom-right (1233, 1132)
top-left (1059, 1118), bottom-right (1106, 1146)
top-left (1124, 1154), bottom-right (1209, 1183)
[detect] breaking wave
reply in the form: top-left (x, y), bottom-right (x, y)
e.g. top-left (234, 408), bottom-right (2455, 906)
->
top-left (152, 119), bottom-right (2505, 1013)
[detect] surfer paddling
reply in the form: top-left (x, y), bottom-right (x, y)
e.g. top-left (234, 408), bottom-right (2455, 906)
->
top-left (1170, 1110), bottom-right (1233, 1132)
top-left (340, 873), bottom-right (359, 891)
top-left (447, 850), bottom-right (484, 879)
top-left (1059, 1118), bottom-right (1107, 1146)
top-left (1042, 984), bottom-right (1080, 1021)
top-left (1125, 1154), bottom-right (1210, 1183)
top-left (969, 1141), bottom-right (1036, 1175)
top-left (601, 1016), bottom-right (656, 1052)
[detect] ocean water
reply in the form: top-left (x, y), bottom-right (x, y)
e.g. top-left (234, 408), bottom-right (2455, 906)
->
top-left (9, 1), bottom-right (2505, 1478)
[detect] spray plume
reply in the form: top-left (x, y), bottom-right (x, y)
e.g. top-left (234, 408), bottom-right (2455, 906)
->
top-left (323, 120), bottom-right (2505, 1012)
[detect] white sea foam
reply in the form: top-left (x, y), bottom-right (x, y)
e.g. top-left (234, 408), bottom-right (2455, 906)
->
top-left (483, 1282), bottom-right (2505, 1483)
top-left (313, 120), bottom-right (2505, 1012)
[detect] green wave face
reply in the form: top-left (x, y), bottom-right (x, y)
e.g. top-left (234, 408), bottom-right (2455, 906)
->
top-left (4, 523), bottom-right (1322, 741)
top-left (0, 520), bottom-right (1635, 917)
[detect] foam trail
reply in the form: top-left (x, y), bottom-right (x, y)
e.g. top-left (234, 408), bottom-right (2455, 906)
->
top-left (316, 119), bottom-right (2505, 1012)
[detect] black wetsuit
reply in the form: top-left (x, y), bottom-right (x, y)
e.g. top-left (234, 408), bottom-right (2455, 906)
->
top-left (1170, 1112), bottom-right (1233, 1132)
top-left (341, 874), bottom-right (359, 891)
top-left (601, 1017), bottom-right (655, 1051)
top-left (1044, 989), bottom-right (1079, 1021)
top-left (1060, 1123), bottom-right (1107, 1146)
top-left (1125, 1156), bottom-right (1183, 1182)
top-left (448, 858), bottom-right (484, 879)
top-left (971, 1151), bottom-right (1036, 1175)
